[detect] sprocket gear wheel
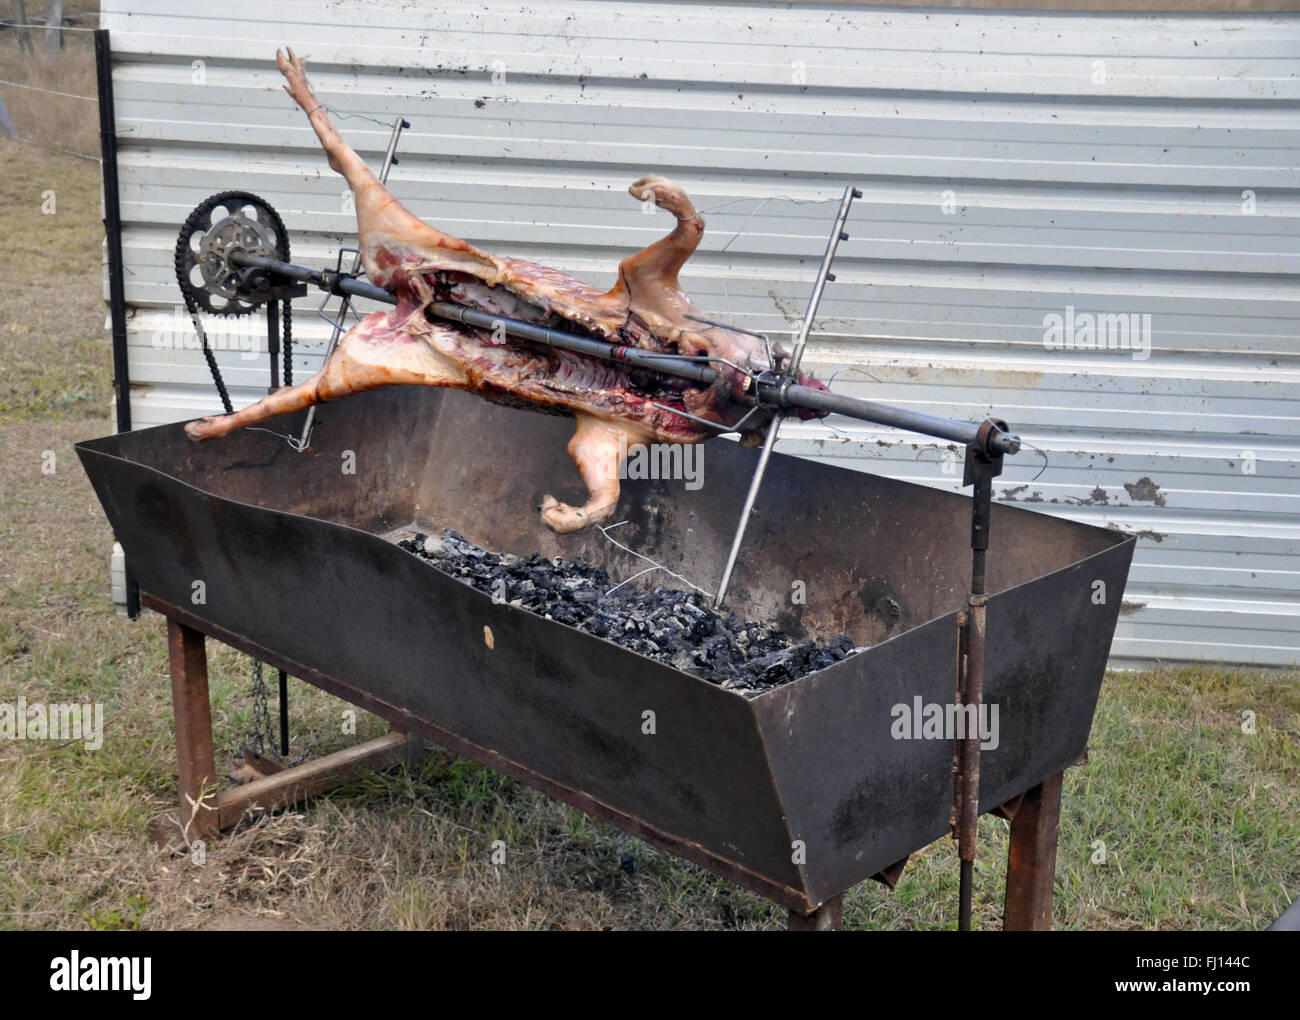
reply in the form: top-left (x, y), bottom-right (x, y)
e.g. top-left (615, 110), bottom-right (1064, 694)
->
top-left (174, 191), bottom-right (291, 317)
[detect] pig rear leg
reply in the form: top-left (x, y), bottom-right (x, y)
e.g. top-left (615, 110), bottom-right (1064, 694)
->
top-left (276, 47), bottom-right (488, 273)
top-left (276, 47), bottom-right (376, 196)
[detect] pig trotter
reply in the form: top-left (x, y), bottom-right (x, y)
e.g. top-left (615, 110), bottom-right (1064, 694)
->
top-left (540, 414), bottom-right (639, 534)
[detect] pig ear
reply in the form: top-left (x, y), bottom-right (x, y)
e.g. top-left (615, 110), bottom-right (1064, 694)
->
top-left (606, 176), bottom-right (704, 301)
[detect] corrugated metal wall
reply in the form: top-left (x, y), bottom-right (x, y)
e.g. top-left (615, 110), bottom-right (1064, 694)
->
top-left (101, 0), bottom-right (1299, 669)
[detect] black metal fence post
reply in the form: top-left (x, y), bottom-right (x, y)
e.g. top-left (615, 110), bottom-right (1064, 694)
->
top-left (95, 27), bottom-right (140, 619)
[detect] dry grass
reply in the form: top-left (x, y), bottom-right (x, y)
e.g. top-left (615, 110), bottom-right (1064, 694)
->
top-left (0, 134), bottom-right (1296, 931)
top-left (0, 30), bottom-right (100, 159)
top-left (0, 130), bottom-right (109, 422)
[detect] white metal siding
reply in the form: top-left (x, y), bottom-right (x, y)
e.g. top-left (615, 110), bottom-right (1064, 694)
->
top-left (101, 1), bottom-right (1300, 669)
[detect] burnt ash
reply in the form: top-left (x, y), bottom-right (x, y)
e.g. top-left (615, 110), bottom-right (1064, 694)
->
top-left (398, 529), bottom-right (859, 694)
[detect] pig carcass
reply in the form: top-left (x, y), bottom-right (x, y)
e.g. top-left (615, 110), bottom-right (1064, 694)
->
top-left (185, 49), bottom-right (827, 533)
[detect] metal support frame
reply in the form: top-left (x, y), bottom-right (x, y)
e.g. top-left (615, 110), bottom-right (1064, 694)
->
top-left (780, 419), bottom-right (1064, 934)
top-left (1003, 773), bottom-right (1065, 931)
top-left (151, 614), bottom-right (423, 849)
top-left (259, 299), bottom-right (294, 756)
top-left (150, 596), bottom-right (1067, 929)
top-left (166, 618), bottom-right (218, 842)
top-left (255, 300), bottom-right (284, 751)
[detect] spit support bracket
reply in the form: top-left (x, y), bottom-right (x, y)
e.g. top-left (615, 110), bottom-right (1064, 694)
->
top-left (712, 184), bottom-right (862, 609)
top-left (297, 115), bottom-right (410, 452)
top-left (953, 420), bottom-right (1007, 932)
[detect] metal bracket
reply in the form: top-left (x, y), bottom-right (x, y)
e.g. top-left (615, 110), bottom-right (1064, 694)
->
top-left (295, 117), bottom-right (410, 452)
top-left (713, 185), bottom-right (861, 608)
top-left (239, 280), bottom-right (308, 305)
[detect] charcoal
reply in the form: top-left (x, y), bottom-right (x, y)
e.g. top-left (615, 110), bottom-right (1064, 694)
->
top-left (399, 528), bottom-right (862, 695)
top-left (744, 640), bottom-right (815, 684)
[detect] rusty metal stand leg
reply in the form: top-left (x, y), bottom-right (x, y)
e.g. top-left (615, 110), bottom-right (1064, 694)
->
top-left (150, 605), bottom-right (427, 848)
top-left (167, 617), bottom-right (219, 843)
top-left (788, 894), bottom-right (843, 931)
top-left (1003, 772), bottom-right (1064, 930)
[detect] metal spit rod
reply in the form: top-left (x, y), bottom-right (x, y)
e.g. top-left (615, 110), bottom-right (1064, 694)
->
top-left (295, 115), bottom-right (409, 450)
top-left (229, 250), bottom-right (717, 384)
top-left (231, 245), bottom-right (1020, 458)
top-left (713, 185), bottom-right (860, 608)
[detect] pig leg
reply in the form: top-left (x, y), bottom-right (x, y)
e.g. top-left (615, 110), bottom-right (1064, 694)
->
top-left (610, 175), bottom-right (705, 300)
top-left (541, 414), bottom-right (645, 534)
top-left (275, 47), bottom-right (491, 277)
top-left (276, 47), bottom-right (373, 192)
top-left (185, 309), bottom-right (468, 441)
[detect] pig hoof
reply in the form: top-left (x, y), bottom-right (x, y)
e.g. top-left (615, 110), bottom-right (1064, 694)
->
top-left (628, 174), bottom-right (696, 222)
top-left (276, 47), bottom-right (313, 104)
top-left (540, 494), bottom-right (589, 535)
top-left (184, 418), bottom-right (218, 441)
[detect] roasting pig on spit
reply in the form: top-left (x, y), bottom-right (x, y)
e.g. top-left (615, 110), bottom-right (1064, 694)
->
top-left (184, 50), bottom-right (829, 533)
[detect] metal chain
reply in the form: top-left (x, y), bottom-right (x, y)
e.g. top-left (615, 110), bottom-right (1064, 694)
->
top-left (248, 659), bottom-right (274, 755)
top-left (173, 191), bottom-right (294, 411)
top-left (181, 298), bottom-right (234, 414)
top-left (283, 300), bottom-right (293, 386)
top-left (174, 192), bottom-right (296, 758)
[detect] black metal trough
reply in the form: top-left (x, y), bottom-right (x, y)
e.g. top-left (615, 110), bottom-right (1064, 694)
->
top-left (77, 386), bottom-right (1134, 918)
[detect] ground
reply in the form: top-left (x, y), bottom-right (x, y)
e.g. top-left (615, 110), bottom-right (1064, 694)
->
top-left (0, 130), bottom-right (1296, 930)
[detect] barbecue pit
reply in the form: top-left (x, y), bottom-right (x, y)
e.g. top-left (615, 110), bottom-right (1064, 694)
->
top-left (80, 65), bottom-right (1132, 925)
top-left (78, 383), bottom-right (1133, 929)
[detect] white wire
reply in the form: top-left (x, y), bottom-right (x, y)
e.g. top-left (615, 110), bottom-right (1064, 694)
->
top-left (0, 78), bottom-right (94, 101)
top-left (597, 521), bottom-right (714, 598)
top-left (3, 22), bottom-right (98, 32)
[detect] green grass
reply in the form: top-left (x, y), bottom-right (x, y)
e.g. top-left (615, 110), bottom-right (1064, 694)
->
top-left (0, 135), bottom-right (1296, 930)
top-left (0, 129), bottom-right (113, 423)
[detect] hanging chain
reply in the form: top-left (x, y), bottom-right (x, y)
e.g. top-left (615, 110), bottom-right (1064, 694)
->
top-left (283, 300), bottom-right (293, 386)
top-left (181, 294), bottom-right (234, 414)
top-left (174, 193), bottom-right (297, 759)
top-left (248, 659), bottom-right (274, 755)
